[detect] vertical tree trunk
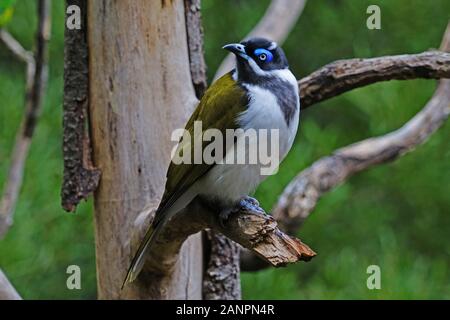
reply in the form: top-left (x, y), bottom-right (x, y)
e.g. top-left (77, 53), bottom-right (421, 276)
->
top-left (88, 0), bottom-right (202, 299)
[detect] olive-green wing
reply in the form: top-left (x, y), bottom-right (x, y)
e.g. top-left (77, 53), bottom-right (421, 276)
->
top-left (155, 71), bottom-right (248, 222)
top-left (123, 72), bottom-right (248, 285)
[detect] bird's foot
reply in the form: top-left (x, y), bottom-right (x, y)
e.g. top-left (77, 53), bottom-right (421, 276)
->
top-left (219, 196), bottom-right (263, 227)
top-left (238, 196), bottom-right (266, 215)
top-left (241, 196), bottom-right (259, 208)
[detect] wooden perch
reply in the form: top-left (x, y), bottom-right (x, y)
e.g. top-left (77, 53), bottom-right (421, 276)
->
top-left (138, 197), bottom-right (316, 277)
top-left (0, 0), bottom-right (50, 238)
top-left (299, 50), bottom-right (450, 108)
top-left (214, 0), bottom-right (307, 79)
top-left (241, 22), bottom-right (450, 271)
top-left (0, 269), bottom-right (21, 300)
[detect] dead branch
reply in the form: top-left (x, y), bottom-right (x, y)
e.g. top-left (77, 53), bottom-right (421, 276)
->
top-left (299, 50), bottom-right (450, 109)
top-left (137, 197), bottom-right (316, 277)
top-left (214, 0), bottom-right (307, 79)
top-left (61, 0), bottom-right (100, 212)
top-left (0, 0), bottom-right (51, 238)
top-left (0, 269), bottom-right (21, 300)
top-left (241, 23), bottom-right (450, 271)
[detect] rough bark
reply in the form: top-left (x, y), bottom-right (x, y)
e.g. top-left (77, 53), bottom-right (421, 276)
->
top-left (184, 0), bottom-right (207, 98)
top-left (299, 51), bottom-right (450, 109)
top-left (241, 23), bottom-right (450, 271)
top-left (203, 231), bottom-right (241, 300)
top-left (139, 197), bottom-right (316, 277)
top-left (0, 0), bottom-right (50, 238)
top-left (62, 0), bottom-right (100, 212)
top-left (88, 0), bottom-right (202, 299)
top-left (214, 0), bottom-right (307, 79)
top-left (0, 269), bottom-right (21, 300)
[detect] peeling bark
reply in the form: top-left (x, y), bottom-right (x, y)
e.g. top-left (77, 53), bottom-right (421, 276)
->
top-left (61, 0), bottom-right (100, 212)
top-left (141, 197), bottom-right (316, 278)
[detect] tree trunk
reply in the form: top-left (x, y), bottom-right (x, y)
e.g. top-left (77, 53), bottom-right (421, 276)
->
top-left (88, 0), bottom-right (202, 299)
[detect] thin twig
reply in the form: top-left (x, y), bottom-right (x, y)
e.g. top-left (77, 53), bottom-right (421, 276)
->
top-left (0, 29), bottom-right (34, 64)
top-left (0, 0), bottom-right (51, 238)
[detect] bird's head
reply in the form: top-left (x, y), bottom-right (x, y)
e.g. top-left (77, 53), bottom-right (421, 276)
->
top-left (223, 37), bottom-right (289, 82)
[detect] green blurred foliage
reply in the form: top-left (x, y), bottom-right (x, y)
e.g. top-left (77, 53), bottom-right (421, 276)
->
top-left (0, 0), bottom-right (16, 27)
top-left (1, 0), bottom-right (449, 299)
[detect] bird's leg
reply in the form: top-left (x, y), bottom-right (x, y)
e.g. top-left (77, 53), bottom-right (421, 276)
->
top-left (219, 207), bottom-right (235, 228)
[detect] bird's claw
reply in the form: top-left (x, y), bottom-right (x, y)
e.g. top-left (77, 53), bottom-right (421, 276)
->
top-left (219, 197), bottom-right (262, 227)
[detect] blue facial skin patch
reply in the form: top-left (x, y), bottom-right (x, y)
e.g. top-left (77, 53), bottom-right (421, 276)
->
top-left (254, 48), bottom-right (273, 62)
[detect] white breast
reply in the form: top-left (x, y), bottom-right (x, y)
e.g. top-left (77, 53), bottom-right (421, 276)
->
top-left (200, 70), bottom-right (300, 203)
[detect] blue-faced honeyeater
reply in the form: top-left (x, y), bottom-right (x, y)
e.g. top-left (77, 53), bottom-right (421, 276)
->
top-left (124, 38), bottom-right (300, 284)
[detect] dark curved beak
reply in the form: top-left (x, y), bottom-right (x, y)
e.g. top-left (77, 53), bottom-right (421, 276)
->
top-left (222, 43), bottom-right (248, 59)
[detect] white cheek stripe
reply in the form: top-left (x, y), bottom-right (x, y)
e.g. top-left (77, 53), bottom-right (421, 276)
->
top-left (268, 42), bottom-right (278, 50)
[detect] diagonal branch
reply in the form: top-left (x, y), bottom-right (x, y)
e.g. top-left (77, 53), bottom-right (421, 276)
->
top-left (0, 0), bottom-right (51, 238)
top-left (0, 29), bottom-right (34, 63)
top-left (0, 269), bottom-right (21, 300)
top-left (214, 0), bottom-right (307, 79)
top-left (299, 50), bottom-right (450, 109)
top-left (241, 23), bottom-right (450, 271)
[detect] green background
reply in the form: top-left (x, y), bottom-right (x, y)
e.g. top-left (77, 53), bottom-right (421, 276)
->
top-left (0, 0), bottom-right (449, 299)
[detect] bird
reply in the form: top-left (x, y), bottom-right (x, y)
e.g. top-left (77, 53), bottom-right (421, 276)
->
top-left (123, 37), bottom-right (300, 285)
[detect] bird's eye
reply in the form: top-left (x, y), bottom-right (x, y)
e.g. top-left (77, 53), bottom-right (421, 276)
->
top-left (254, 48), bottom-right (273, 63)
